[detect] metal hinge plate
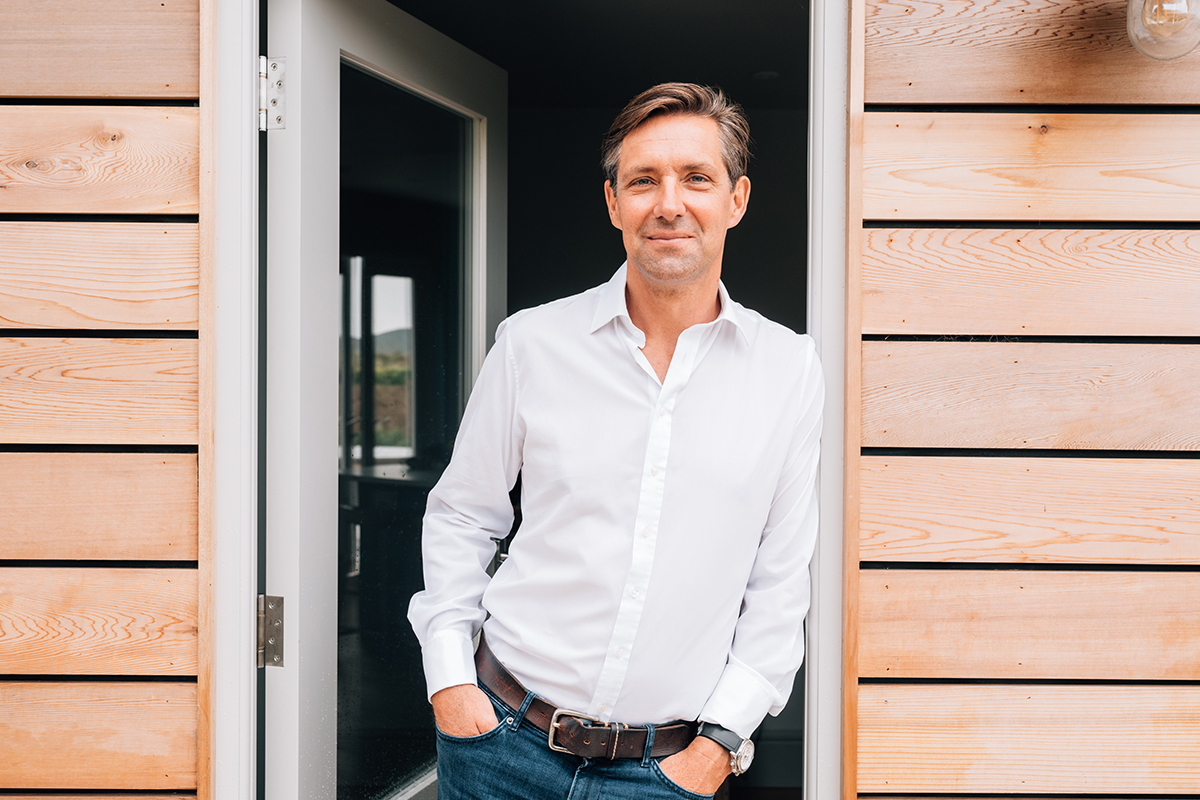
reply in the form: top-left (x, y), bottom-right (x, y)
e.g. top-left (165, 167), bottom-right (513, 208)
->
top-left (259, 56), bottom-right (286, 131)
top-left (257, 594), bottom-right (284, 667)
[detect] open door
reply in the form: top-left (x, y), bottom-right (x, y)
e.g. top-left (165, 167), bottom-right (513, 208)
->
top-left (264, 0), bottom-right (506, 796)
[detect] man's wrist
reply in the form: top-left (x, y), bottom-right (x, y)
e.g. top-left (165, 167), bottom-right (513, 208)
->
top-left (696, 721), bottom-right (755, 776)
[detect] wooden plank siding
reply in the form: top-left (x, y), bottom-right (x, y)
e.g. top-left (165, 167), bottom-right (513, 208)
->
top-left (862, 228), bottom-right (1200, 337)
top-left (0, 453), bottom-right (198, 560)
top-left (862, 342), bottom-right (1200, 450)
top-left (0, 222), bottom-right (200, 329)
top-left (858, 684), bottom-right (1200, 794)
top-left (865, 0), bottom-right (1200, 105)
top-left (858, 570), bottom-right (1200, 679)
top-left (0, 106), bottom-right (199, 214)
top-left (860, 457), bottom-right (1200, 563)
top-left (0, 0), bottom-right (208, 794)
top-left (862, 113), bottom-right (1200, 221)
top-left (0, 0), bottom-right (199, 99)
top-left (0, 568), bottom-right (198, 675)
top-left (850, 1), bottom-right (1200, 798)
top-left (0, 338), bottom-right (198, 444)
top-left (0, 682), bottom-right (197, 790)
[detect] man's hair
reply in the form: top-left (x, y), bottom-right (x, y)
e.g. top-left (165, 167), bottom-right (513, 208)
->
top-left (601, 82), bottom-right (751, 190)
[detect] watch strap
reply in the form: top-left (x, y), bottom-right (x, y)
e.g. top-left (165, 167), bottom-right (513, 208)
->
top-left (696, 721), bottom-right (744, 754)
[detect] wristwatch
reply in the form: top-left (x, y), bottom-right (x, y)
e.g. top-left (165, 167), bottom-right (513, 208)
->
top-left (696, 721), bottom-right (755, 776)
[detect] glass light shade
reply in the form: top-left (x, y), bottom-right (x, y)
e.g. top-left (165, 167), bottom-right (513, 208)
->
top-left (1128, 0), bottom-right (1200, 60)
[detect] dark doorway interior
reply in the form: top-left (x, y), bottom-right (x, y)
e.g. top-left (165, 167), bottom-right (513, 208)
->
top-left (391, 0), bottom-right (811, 337)
top-left (380, 2), bottom-right (811, 796)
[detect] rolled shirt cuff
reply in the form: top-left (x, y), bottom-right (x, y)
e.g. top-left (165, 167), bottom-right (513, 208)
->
top-left (421, 629), bottom-right (478, 701)
top-left (697, 655), bottom-right (782, 739)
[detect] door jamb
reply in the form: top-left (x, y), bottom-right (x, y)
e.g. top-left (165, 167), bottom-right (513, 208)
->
top-left (210, 0), bottom-right (262, 798)
top-left (804, 1), bottom-right (850, 799)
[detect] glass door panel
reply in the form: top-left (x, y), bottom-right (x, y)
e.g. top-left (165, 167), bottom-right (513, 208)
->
top-left (337, 62), bottom-right (470, 799)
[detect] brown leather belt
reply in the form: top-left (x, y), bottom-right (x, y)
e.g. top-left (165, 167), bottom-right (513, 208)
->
top-left (474, 634), bottom-right (697, 760)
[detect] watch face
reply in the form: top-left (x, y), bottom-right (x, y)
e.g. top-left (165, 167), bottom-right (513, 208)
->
top-left (732, 739), bottom-right (755, 775)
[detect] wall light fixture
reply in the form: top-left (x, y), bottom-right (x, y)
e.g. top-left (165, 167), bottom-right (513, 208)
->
top-left (1128, 0), bottom-right (1200, 60)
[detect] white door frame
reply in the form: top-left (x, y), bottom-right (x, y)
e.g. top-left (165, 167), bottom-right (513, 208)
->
top-left (210, 1), bottom-right (845, 798)
top-left (804, 0), bottom-right (851, 798)
top-left (210, 0), bottom-right (263, 799)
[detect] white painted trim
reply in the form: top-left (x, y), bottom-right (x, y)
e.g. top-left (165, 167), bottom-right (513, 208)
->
top-left (210, 0), bottom-right (261, 798)
top-left (805, 0), bottom-right (849, 798)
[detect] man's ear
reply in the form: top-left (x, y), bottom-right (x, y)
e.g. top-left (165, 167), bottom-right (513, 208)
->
top-left (726, 175), bottom-right (751, 229)
top-left (604, 181), bottom-right (622, 230)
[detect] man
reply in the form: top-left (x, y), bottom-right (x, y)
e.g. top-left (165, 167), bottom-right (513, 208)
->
top-left (408, 83), bottom-right (823, 799)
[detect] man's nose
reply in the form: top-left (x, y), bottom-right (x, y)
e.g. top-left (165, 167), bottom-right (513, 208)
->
top-left (654, 179), bottom-right (685, 219)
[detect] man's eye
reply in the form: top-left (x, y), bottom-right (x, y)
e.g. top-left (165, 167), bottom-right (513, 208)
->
top-left (631, 177), bottom-right (652, 187)
top-left (687, 174), bottom-right (710, 183)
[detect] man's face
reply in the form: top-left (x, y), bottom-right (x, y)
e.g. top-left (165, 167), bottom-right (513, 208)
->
top-left (605, 114), bottom-right (750, 290)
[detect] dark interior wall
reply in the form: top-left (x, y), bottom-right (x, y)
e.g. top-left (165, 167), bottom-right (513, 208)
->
top-left (506, 107), bottom-right (809, 335)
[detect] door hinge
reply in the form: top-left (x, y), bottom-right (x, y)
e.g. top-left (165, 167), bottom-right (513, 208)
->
top-left (258, 56), bottom-right (287, 131)
top-left (257, 594), bottom-right (285, 667)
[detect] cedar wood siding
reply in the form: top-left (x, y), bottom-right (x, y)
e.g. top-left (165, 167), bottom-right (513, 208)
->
top-left (0, 1), bottom-right (210, 796)
top-left (847, 0), bottom-right (1200, 798)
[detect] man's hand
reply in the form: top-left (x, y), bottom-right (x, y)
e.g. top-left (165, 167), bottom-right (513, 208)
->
top-left (657, 734), bottom-right (731, 795)
top-left (431, 683), bottom-right (499, 737)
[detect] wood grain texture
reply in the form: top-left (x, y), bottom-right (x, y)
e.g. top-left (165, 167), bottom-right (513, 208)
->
top-left (0, 107), bottom-right (198, 214)
top-left (858, 570), bottom-right (1200, 679)
top-left (0, 681), bottom-right (196, 789)
top-left (861, 342), bottom-right (1200, 449)
top-left (865, 0), bottom-right (1200, 104)
top-left (858, 684), bottom-right (1200, 793)
top-left (863, 113), bottom-right (1200, 221)
top-left (0, 338), bottom-right (198, 444)
top-left (0, 222), bottom-right (198, 329)
top-left (862, 228), bottom-right (1200, 336)
top-left (860, 457), bottom-right (1200, 563)
top-left (0, 453), bottom-right (197, 560)
top-left (0, 568), bottom-right (197, 675)
top-left (0, 0), bottom-right (198, 99)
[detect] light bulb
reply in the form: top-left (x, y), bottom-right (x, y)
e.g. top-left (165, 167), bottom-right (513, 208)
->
top-left (1128, 0), bottom-right (1200, 60)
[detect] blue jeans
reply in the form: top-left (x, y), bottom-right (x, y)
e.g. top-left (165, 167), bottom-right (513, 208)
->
top-left (436, 685), bottom-right (714, 800)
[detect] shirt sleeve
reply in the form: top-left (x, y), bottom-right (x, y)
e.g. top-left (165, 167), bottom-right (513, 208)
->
top-left (406, 321), bottom-right (525, 700)
top-left (698, 340), bottom-right (824, 738)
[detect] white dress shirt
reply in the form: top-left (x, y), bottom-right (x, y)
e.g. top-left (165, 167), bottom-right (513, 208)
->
top-left (407, 265), bottom-right (823, 738)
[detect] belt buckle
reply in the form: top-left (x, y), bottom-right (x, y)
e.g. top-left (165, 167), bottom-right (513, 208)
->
top-left (548, 708), bottom-right (600, 753)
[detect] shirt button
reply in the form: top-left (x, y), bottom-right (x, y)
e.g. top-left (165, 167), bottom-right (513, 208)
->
top-left (615, 648), bottom-right (625, 659)
top-left (658, 406), bottom-right (666, 417)
top-left (641, 528), bottom-right (650, 538)
top-left (650, 466), bottom-right (659, 476)
top-left (631, 587), bottom-right (640, 598)
top-left (598, 704), bottom-right (607, 713)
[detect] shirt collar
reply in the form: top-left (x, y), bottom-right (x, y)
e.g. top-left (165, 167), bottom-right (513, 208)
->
top-left (589, 263), bottom-right (754, 345)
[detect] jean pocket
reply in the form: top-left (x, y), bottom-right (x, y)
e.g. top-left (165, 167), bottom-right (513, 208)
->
top-left (649, 760), bottom-right (716, 799)
top-left (435, 719), bottom-right (507, 744)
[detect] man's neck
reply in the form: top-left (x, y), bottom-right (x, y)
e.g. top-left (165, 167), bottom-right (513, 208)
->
top-left (625, 265), bottom-right (721, 382)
